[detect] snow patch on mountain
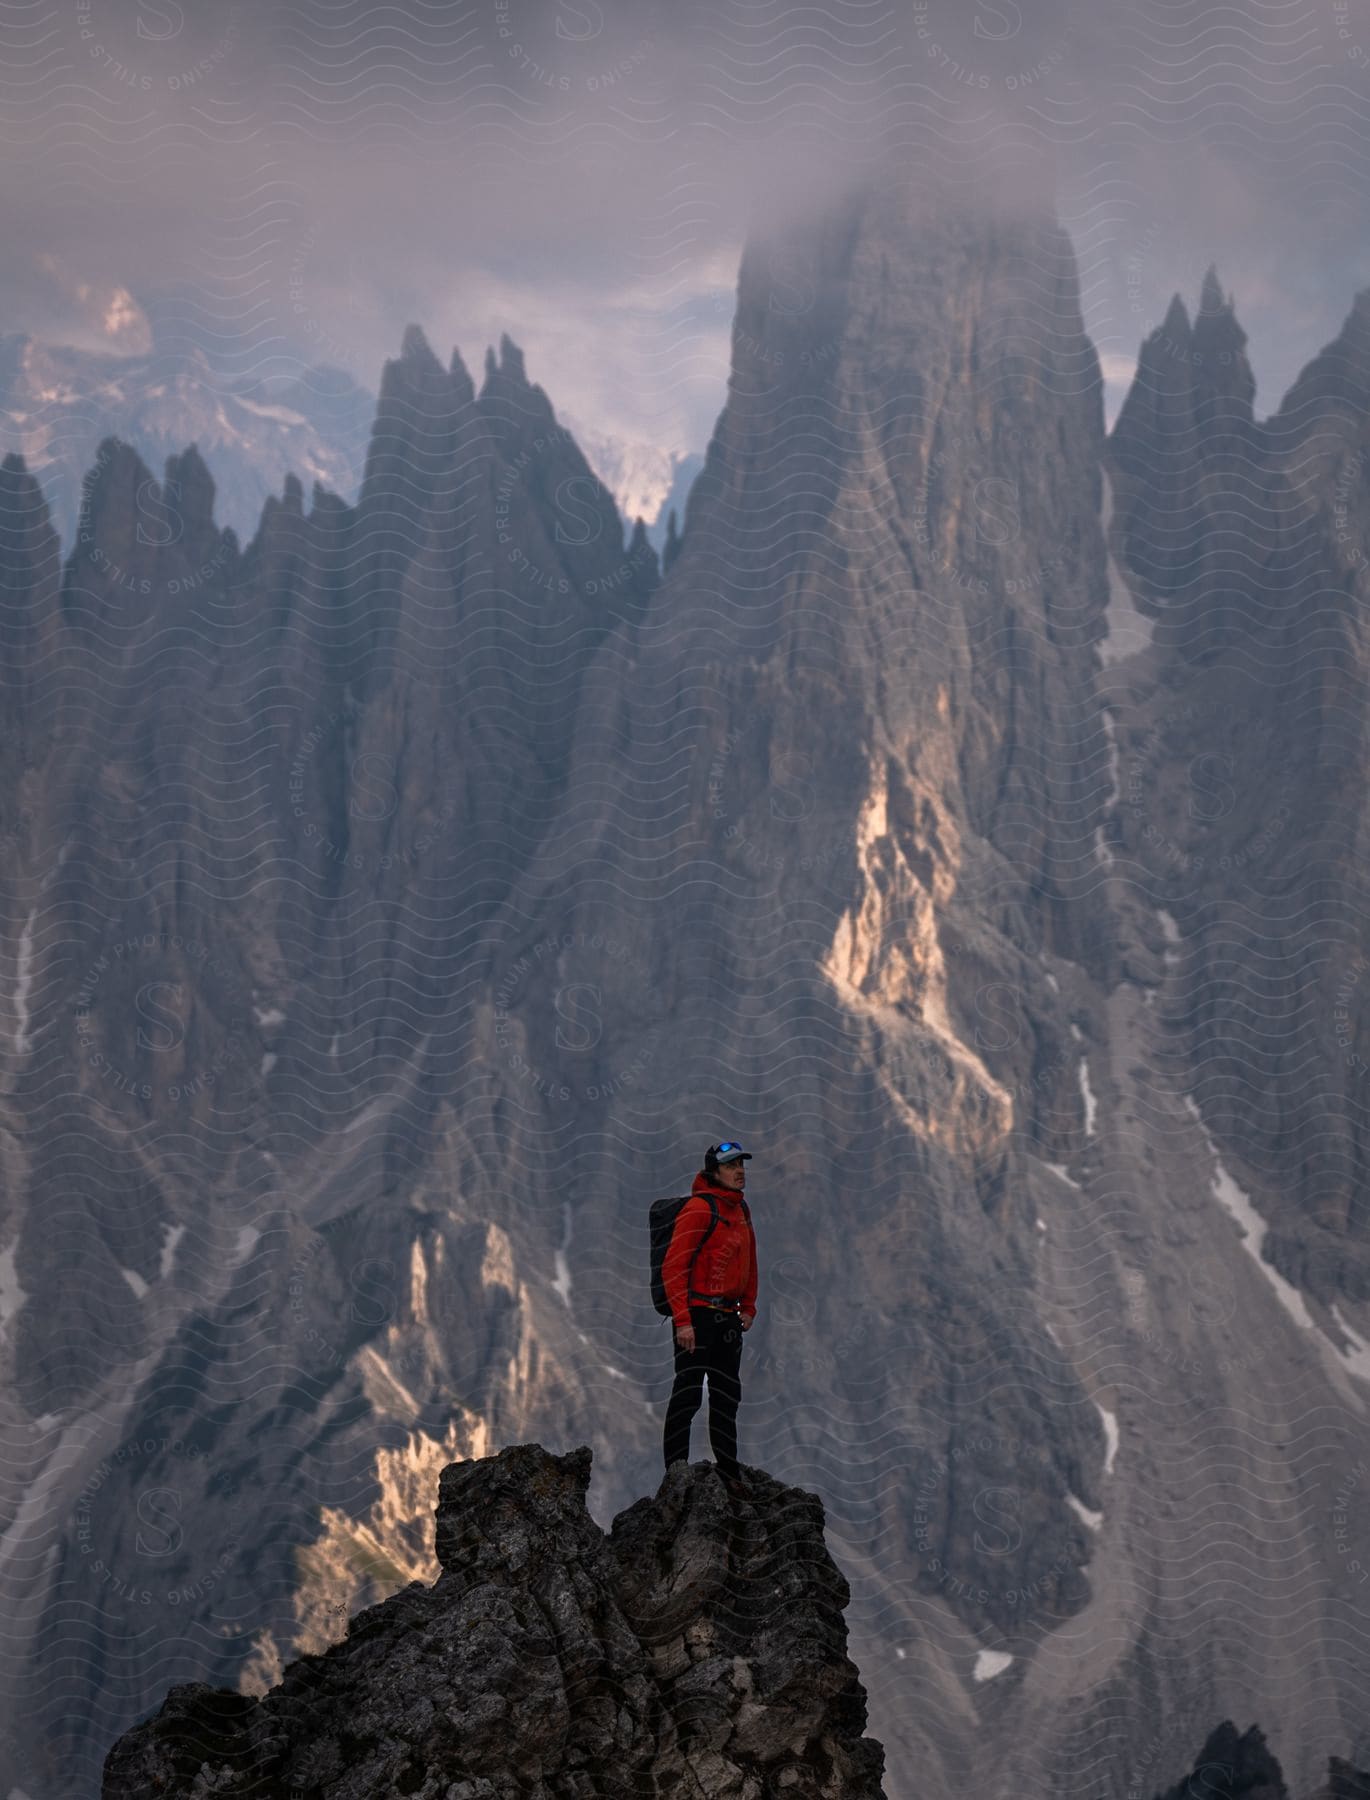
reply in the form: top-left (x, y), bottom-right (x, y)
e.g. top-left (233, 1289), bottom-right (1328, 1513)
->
top-left (1183, 1095), bottom-right (1316, 1333)
top-left (11, 909), bottom-right (35, 1053)
top-left (234, 397), bottom-right (308, 427)
top-left (1096, 1402), bottom-right (1119, 1475)
top-left (973, 1650), bottom-right (1013, 1681)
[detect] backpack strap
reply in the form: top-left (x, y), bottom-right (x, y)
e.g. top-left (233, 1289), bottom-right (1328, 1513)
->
top-left (684, 1192), bottom-right (720, 1302)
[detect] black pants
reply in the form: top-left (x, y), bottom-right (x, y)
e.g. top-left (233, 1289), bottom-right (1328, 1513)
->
top-left (663, 1305), bottom-right (744, 1481)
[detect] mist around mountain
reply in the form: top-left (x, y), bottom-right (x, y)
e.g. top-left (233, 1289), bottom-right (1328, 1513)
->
top-left (2, 160), bottom-right (1370, 1799)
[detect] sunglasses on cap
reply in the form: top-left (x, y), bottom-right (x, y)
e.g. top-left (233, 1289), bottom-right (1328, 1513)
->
top-left (710, 1142), bottom-right (752, 1164)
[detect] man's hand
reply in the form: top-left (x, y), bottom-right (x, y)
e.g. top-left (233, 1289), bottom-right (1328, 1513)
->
top-left (674, 1323), bottom-right (696, 1353)
top-left (740, 1316), bottom-right (753, 1331)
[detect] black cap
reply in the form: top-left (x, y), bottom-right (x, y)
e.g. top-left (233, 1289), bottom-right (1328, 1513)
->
top-left (708, 1141), bottom-right (752, 1165)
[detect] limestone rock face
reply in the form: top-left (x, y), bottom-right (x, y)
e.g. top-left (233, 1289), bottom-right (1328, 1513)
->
top-left (1106, 271), bottom-right (1370, 1273)
top-left (101, 1444), bottom-right (887, 1800)
top-left (0, 324), bottom-right (658, 1799)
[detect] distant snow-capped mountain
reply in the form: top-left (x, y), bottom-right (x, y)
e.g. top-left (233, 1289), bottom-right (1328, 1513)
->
top-left (559, 412), bottom-right (704, 549)
top-left (0, 334), bottom-right (375, 550)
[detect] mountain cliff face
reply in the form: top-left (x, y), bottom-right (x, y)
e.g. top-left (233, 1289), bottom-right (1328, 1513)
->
top-left (2, 161), bottom-right (1370, 1800)
top-left (101, 1444), bottom-right (887, 1798)
top-left (1097, 265), bottom-right (1370, 1789)
top-left (1106, 267), bottom-right (1370, 1279)
top-left (0, 327), bottom-right (660, 1799)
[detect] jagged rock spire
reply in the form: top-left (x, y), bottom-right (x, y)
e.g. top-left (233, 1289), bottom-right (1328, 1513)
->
top-left (1110, 268), bottom-right (1255, 474)
top-left (1269, 283), bottom-right (1370, 435)
top-left (103, 1446), bottom-right (888, 1797)
top-left (498, 332), bottom-right (527, 384)
top-left (70, 435), bottom-right (220, 556)
top-left (448, 344), bottom-right (475, 405)
top-left (1152, 1720), bottom-right (1287, 1800)
top-left (479, 333), bottom-right (537, 405)
top-left (662, 505), bottom-right (681, 573)
top-left (1161, 291), bottom-right (1191, 339)
top-left (398, 322), bottom-right (443, 377)
top-left (1198, 263), bottom-right (1228, 316)
top-left (626, 515), bottom-right (659, 592)
top-left (161, 442), bottom-right (219, 529)
top-left (1189, 264), bottom-right (1255, 437)
top-left (1103, 297), bottom-right (1192, 476)
top-left (359, 324), bottom-right (477, 512)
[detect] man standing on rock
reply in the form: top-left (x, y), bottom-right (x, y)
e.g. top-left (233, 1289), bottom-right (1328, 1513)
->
top-left (662, 1142), bottom-right (758, 1499)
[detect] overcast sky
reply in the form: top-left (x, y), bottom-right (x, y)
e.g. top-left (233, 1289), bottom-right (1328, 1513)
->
top-left (6, 0), bottom-right (1370, 469)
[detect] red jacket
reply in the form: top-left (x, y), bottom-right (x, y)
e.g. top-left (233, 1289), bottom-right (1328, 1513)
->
top-left (663, 1173), bottom-right (758, 1331)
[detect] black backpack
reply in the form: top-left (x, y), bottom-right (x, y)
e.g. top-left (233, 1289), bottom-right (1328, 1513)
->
top-left (649, 1191), bottom-right (752, 1318)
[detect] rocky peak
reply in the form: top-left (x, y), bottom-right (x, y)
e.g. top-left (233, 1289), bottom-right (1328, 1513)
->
top-left (102, 1444), bottom-right (888, 1798)
top-left (477, 331), bottom-right (553, 421)
top-left (1194, 261), bottom-right (1247, 344)
top-left (396, 321), bottom-right (445, 384)
top-left (1151, 1720), bottom-right (1294, 1800)
top-left (1199, 263), bottom-right (1225, 313)
top-left (160, 441), bottom-right (219, 530)
top-left (1107, 266), bottom-right (1258, 604)
top-left (360, 326), bottom-right (458, 469)
top-left (1162, 290), bottom-right (1192, 338)
top-left (626, 515), bottom-right (658, 584)
top-left (1110, 291), bottom-right (1202, 479)
top-left (1268, 283), bottom-right (1370, 439)
top-left (62, 435), bottom-right (232, 630)
top-left (448, 343), bottom-right (476, 403)
top-left (73, 432), bottom-right (216, 527)
top-left (662, 504), bottom-right (681, 572)
top-left (1190, 263), bottom-right (1257, 438)
top-left (497, 331), bottom-right (527, 385)
top-left (356, 323), bottom-right (482, 517)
